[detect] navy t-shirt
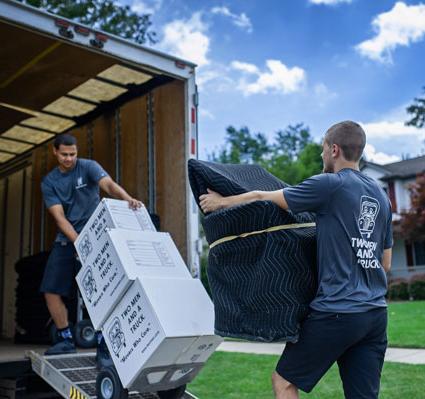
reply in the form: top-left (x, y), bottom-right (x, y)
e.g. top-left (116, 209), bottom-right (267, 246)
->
top-left (41, 158), bottom-right (108, 242)
top-left (283, 168), bottom-right (393, 313)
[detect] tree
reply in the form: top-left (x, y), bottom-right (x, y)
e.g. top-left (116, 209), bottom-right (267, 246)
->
top-left (273, 123), bottom-right (312, 159)
top-left (209, 126), bottom-right (270, 165)
top-left (268, 124), bottom-right (322, 184)
top-left (209, 123), bottom-right (323, 185)
top-left (406, 87), bottom-right (425, 129)
top-left (400, 173), bottom-right (425, 241)
top-left (17, 0), bottom-right (156, 44)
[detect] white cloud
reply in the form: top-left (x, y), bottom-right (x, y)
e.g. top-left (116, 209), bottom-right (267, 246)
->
top-left (199, 109), bottom-right (215, 120)
top-left (196, 64), bottom-right (235, 91)
top-left (130, 0), bottom-right (162, 15)
top-left (356, 2), bottom-right (425, 63)
top-left (211, 6), bottom-right (253, 33)
top-left (196, 69), bottom-right (221, 87)
top-left (360, 120), bottom-right (422, 139)
top-left (314, 83), bottom-right (338, 106)
top-left (309, 0), bottom-right (352, 5)
top-left (230, 60), bottom-right (259, 74)
top-left (231, 59), bottom-right (306, 95)
top-left (158, 12), bottom-right (210, 67)
top-left (363, 143), bottom-right (400, 164)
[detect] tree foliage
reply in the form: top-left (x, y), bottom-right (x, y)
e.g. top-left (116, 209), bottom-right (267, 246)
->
top-left (406, 87), bottom-right (425, 129)
top-left (210, 126), bottom-right (270, 165)
top-left (209, 123), bottom-right (323, 185)
top-left (400, 174), bottom-right (425, 241)
top-left (18, 0), bottom-right (156, 44)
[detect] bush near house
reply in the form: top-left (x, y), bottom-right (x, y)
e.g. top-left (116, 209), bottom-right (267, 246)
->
top-left (387, 278), bottom-right (410, 300)
top-left (387, 274), bottom-right (425, 300)
top-left (409, 274), bottom-right (425, 300)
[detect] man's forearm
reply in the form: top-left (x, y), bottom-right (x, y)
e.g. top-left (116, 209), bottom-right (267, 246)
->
top-left (108, 182), bottom-right (132, 201)
top-left (199, 189), bottom-right (287, 213)
top-left (56, 218), bottom-right (78, 242)
top-left (221, 191), bottom-right (263, 208)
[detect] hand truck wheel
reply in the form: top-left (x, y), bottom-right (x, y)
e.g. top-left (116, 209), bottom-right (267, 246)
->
top-left (74, 319), bottom-right (96, 348)
top-left (96, 366), bottom-right (128, 399)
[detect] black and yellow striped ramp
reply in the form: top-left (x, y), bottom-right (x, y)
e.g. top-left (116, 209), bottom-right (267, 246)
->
top-left (70, 385), bottom-right (89, 399)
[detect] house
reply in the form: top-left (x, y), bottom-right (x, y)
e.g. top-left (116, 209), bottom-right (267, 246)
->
top-left (360, 155), bottom-right (425, 278)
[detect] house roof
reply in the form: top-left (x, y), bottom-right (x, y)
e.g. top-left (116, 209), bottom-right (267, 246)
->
top-left (361, 155), bottom-right (425, 181)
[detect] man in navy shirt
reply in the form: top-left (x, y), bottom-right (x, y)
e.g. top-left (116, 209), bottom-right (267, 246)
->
top-left (200, 121), bottom-right (392, 399)
top-left (41, 133), bottom-right (143, 356)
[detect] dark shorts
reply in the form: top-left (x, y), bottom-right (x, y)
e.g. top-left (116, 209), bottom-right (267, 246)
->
top-left (276, 307), bottom-right (387, 398)
top-left (40, 241), bottom-right (80, 297)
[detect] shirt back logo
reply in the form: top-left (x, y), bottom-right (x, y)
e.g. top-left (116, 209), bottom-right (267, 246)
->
top-left (358, 195), bottom-right (380, 238)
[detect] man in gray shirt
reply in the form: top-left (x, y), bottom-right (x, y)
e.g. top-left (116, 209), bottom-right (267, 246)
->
top-left (199, 121), bottom-right (392, 399)
top-left (40, 133), bottom-right (143, 356)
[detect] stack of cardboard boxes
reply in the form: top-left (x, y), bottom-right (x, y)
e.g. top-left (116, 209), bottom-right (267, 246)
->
top-left (74, 199), bottom-right (222, 391)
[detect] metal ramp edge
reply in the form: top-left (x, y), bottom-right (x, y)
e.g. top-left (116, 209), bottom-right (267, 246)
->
top-left (26, 351), bottom-right (199, 399)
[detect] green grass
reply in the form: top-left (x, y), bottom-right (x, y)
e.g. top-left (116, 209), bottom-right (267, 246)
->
top-left (188, 352), bottom-right (425, 398)
top-left (388, 301), bottom-right (425, 348)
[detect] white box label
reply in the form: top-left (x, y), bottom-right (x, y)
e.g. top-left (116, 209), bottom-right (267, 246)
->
top-left (127, 240), bottom-right (175, 268)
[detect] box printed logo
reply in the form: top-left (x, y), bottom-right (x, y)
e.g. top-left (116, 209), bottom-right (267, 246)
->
top-left (108, 317), bottom-right (126, 357)
top-left (78, 233), bottom-right (93, 262)
top-left (81, 266), bottom-right (97, 302)
top-left (358, 195), bottom-right (380, 238)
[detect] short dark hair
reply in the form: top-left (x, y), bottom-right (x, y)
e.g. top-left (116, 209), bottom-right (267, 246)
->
top-left (54, 134), bottom-right (77, 149)
top-left (324, 121), bottom-right (366, 162)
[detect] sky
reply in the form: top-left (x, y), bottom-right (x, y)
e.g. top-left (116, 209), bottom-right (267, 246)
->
top-left (125, 0), bottom-right (425, 164)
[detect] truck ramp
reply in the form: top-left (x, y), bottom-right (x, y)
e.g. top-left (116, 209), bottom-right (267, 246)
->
top-left (27, 351), bottom-right (198, 399)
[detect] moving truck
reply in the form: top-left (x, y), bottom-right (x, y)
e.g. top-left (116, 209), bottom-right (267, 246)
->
top-left (0, 0), bottom-right (202, 394)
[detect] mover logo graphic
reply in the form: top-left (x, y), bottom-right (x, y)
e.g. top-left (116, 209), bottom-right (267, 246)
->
top-left (81, 267), bottom-right (97, 302)
top-left (108, 317), bottom-right (126, 357)
top-left (358, 195), bottom-right (380, 238)
top-left (75, 176), bottom-right (87, 189)
top-left (78, 233), bottom-right (93, 262)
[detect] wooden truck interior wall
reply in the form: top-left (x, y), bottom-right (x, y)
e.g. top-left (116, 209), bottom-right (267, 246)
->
top-left (0, 79), bottom-right (186, 339)
top-left (0, 167), bottom-right (32, 338)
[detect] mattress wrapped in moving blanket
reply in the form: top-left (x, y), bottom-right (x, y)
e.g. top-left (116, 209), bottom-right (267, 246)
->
top-left (188, 159), bottom-right (317, 342)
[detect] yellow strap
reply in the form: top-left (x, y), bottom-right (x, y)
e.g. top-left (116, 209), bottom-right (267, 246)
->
top-left (209, 222), bottom-right (316, 249)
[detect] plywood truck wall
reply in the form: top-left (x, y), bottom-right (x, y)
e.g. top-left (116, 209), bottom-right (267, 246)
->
top-left (154, 80), bottom-right (187, 258)
top-left (0, 167), bottom-right (32, 337)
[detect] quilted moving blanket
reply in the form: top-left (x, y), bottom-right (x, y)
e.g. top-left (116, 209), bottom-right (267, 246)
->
top-left (188, 159), bottom-right (317, 342)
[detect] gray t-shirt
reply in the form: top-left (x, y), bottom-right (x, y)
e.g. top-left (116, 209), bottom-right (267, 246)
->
top-left (41, 158), bottom-right (108, 242)
top-left (283, 168), bottom-right (393, 313)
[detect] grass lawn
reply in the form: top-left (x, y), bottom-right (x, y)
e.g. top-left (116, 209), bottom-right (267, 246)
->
top-left (188, 352), bottom-right (425, 398)
top-left (388, 301), bottom-right (425, 348)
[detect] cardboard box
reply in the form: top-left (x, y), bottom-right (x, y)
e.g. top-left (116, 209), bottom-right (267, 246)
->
top-left (102, 277), bottom-right (223, 389)
top-left (76, 229), bottom-right (192, 329)
top-left (75, 198), bottom-right (156, 265)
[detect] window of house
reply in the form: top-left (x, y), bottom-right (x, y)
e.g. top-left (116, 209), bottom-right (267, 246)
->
top-left (414, 241), bottom-right (425, 266)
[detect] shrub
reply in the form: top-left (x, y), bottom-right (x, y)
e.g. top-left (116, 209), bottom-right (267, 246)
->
top-left (388, 279), bottom-right (410, 300)
top-left (409, 274), bottom-right (425, 300)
